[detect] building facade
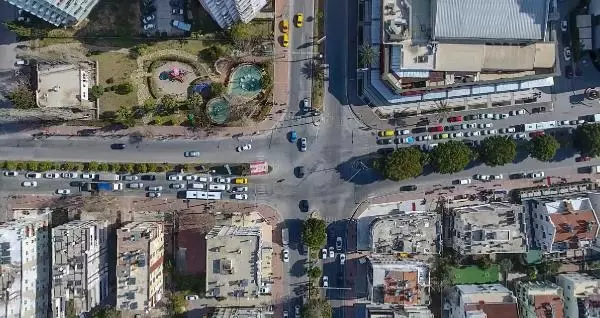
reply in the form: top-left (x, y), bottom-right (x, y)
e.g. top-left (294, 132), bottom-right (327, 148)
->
top-left (0, 209), bottom-right (51, 318)
top-left (51, 220), bottom-right (109, 318)
top-left (116, 222), bottom-right (164, 313)
top-left (197, 0), bottom-right (267, 28)
top-left (557, 273), bottom-right (600, 318)
top-left (447, 284), bottom-right (518, 318)
top-left (515, 281), bottom-right (564, 318)
top-left (3, 0), bottom-right (100, 26)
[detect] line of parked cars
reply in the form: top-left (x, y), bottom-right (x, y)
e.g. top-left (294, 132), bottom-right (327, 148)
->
top-left (142, 0), bottom-right (156, 32)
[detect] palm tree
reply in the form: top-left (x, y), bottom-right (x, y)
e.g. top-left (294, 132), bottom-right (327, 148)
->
top-left (359, 44), bottom-right (378, 68)
top-left (301, 60), bottom-right (326, 80)
top-left (433, 100), bottom-right (452, 123)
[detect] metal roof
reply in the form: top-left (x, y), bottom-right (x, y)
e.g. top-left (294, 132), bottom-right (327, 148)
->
top-left (434, 0), bottom-right (548, 40)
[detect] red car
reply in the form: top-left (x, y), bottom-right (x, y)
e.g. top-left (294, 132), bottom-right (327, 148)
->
top-left (576, 156), bottom-right (592, 162)
top-left (529, 131), bottom-right (545, 138)
top-left (429, 125), bottom-right (444, 132)
top-left (448, 116), bottom-right (463, 123)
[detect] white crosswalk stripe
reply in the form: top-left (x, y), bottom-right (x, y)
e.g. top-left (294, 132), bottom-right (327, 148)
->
top-left (255, 184), bottom-right (268, 195)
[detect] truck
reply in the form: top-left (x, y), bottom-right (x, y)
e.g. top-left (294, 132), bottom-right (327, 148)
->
top-left (521, 121), bottom-right (557, 132)
top-left (171, 20), bottom-right (191, 31)
top-left (96, 173), bottom-right (120, 181)
top-left (94, 182), bottom-right (123, 191)
top-left (282, 228), bottom-right (289, 246)
top-left (184, 191), bottom-right (222, 200)
top-left (590, 114), bottom-right (600, 122)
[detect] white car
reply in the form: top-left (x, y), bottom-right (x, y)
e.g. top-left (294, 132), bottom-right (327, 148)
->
top-left (578, 119), bottom-right (586, 124)
top-left (185, 295), bottom-right (199, 301)
top-left (283, 249), bottom-right (289, 262)
top-left (491, 174), bottom-right (503, 180)
top-left (509, 109), bottom-right (527, 116)
top-left (168, 174), bottom-right (183, 181)
top-left (421, 135), bottom-right (432, 141)
top-left (143, 23), bottom-right (155, 31)
top-left (529, 171), bottom-right (545, 178)
top-left (121, 175), bottom-right (138, 181)
top-left (147, 192), bottom-right (161, 198)
top-left (339, 253), bottom-right (346, 265)
top-left (234, 193), bottom-right (248, 200)
top-left (22, 181), bottom-right (37, 187)
top-left (487, 129), bottom-right (497, 135)
top-left (493, 113), bottom-right (509, 120)
top-left (451, 132), bottom-right (464, 138)
top-left (570, 120), bottom-right (579, 125)
top-left (233, 186), bottom-right (249, 192)
top-left (216, 177), bottom-right (231, 183)
top-left (142, 14), bottom-right (155, 23)
top-left (61, 172), bottom-right (78, 179)
top-left (322, 276), bottom-right (329, 287)
top-left (398, 129), bottom-right (410, 135)
top-left (457, 178), bottom-right (472, 185)
top-left (559, 120), bottom-right (570, 126)
top-left (148, 186), bottom-right (163, 191)
top-left (321, 248), bottom-right (327, 259)
top-left (561, 19), bottom-right (568, 32)
top-left (479, 113), bottom-right (494, 119)
top-left (44, 172), bottom-right (60, 179)
top-left (236, 144), bottom-right (252, 152)
top-left (475, 174), bottom-right (490, 181)
top-left (329, 247), bottom-right (334, 258)
top-left (81, 173), bottom-right (95, 179)
top-left (128, 183), bottom-right (144, 189)
top-left (564, 46), bottom-right (572, 61)
top-left (171, 183), bottom-right (185, 189)
top-left (26, 172), bottom-right (41, 179)
top-left (466, 131), bottom-right (481, 137)
top-left (184, 151), bottom-right (200, 157)
top-left (56, 189), bottom-right (71, 195)
top-left (478, 123), bottom-right (493, 128)
top-left (184, 175), bottom-right (198, 181)
top-left (499, 127), bottom-right (516, 133)
top-left (513, 133), bottom-right (527, 139)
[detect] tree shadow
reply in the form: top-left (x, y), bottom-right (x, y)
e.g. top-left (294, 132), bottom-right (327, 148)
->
top-left (335, 153), bottom-right (384, 185)
top-left (300, 60), bottom-right (328, 80)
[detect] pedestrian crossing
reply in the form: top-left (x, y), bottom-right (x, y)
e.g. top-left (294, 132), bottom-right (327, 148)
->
top-left (255, 184), bottom-right (268, 196)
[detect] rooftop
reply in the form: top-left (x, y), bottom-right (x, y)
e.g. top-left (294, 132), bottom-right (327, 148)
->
top-left (370, 211), bottom-right (440, 254)
top-left (451, 203), bottom-right (527, 255)
top-left (369, 258), bottom-right (430, 306)
top-left (536, 198), bottom-right (599, 246)
top-left (533, 295), bottom-right (564, 318)
top-left (36, 63), bottom-right (95, 108)
top-left (455, 284), bottom-right (516, 304)
top-left (205, 225), bottom-right (263, 299)
top-left (433, 0), bottom-right (548, 40)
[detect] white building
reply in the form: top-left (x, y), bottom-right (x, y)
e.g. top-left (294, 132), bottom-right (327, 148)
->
top-left (51, 220), bottom-right (109, 318)
top-left (446, 284), bottom-right (518, 318)
top-left (198, 0), bottom-right (267, 28)
top-left (525, 197), bottom-right (599, 255)
top-left (0, 209), bottom-right (51, 318)
top-left (3, 0), bottom-right (100, 26)
top-left (557, 273), bottom-right (600, 318)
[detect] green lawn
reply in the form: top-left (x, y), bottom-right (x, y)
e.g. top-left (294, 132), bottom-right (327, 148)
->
top-left (452, 265), bottom-right (500, 284)
top-left (93, 52), bottom-right (139, 112)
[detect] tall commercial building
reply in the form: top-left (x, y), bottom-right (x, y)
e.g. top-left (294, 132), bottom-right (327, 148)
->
top-left (116, 222), bottom-right (164, 313)
top-left (198, 0), bottom-right (267, 28)
top-left (3, 0), bottom-right (100, 26)
top-left (0, 209), bottom-right (51, 318)
top-left (51, 220), bottom-right (109, 318)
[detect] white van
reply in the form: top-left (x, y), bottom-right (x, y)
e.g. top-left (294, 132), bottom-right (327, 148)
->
top-left (197, 176), bottom-right (213, 183)
top-left (209, 184), bottom-right (230, 191)
top-left (189, 183), bottom-right (205, 189)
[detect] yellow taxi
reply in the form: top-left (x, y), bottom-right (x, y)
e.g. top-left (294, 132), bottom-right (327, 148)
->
top-left (378, 130), bottom-right (394, 137)
top-left (234, 178), bottom-right (248, 184)
top-left (295, 13), bottom-right (303, 27)
top-left (282, 34), bottom-right (289, 47)
top-left (281, 20), bottom-right (289, 33)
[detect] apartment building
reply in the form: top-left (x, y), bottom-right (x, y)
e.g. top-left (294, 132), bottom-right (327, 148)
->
top-left (557, 273), bottom-right (600, 318)
top-left (366, 257), bottom-right (431, 306)
top-left (0, 209), bottom-right (51, 318)
top-left (116, 222), bottom-right (164, 313)
top-left (51, 220), bottom-right (109, 318)
top-left (446, 284), bottom-right (518, 318)
top-left (369, 211), bottom-right (441, 255)
top-left (515, 281), bottom-right (564, 318)
top-left (197, 0), bottom-right (267, 28)
top-left (3, 0), bottom-right (100, 26)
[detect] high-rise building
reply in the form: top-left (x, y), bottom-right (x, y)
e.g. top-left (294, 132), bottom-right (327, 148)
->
top-left (0, 209), bottom-right (51, 318)
top-left (198, 0), bottom-right (267, 29)
top-left (116, 222), bottom-right (164, 313)
top-left (51, 220), bottom-right (109, 318)
top-left (3, 0), bottom-right (100, 26)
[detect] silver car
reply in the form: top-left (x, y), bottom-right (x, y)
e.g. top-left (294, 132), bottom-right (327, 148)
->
top-left (184, 151), bottom-right (200, 157)
top-left (128, 183), bottom-right (143, 189)
top-left (148, 186), bottom-right (163, 191)
top-left (299, 138), bottom-right (307, 152)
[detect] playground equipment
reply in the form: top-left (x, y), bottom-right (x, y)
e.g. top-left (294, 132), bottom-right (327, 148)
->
top-left (160, 67), bottom-right (188, 83)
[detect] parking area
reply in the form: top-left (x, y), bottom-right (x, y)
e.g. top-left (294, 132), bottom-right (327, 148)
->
top-left (141, 0), bottom-right (187, 36)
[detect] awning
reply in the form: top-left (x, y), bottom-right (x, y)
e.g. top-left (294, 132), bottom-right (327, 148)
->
top-left (471, 85), bottom-right (494, 95)
top-left (519, 77), bottom-right (554, 89)
top-left (447, 88), bottom-right (470, 97)
top-left (496, 82), bottom-right (519, 92)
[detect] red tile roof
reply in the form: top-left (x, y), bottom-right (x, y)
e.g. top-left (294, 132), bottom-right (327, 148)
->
top-left (549, 210), bottom-right (598, 246)
top-left (383, 270), bottom-right (420, 305)
top-left (533, 295), bottom-right (564, 318)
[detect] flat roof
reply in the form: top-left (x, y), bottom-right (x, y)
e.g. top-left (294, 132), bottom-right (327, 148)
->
top-left (433, 0), bottom-right (548, 40)
top-left (36, 63), bottom-right (94, 108)
top-left (370, 211), bottom-right (439, 254)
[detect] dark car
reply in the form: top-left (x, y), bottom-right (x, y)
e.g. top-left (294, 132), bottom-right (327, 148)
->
top-left (296, 166), bottom-right (305, 178)
top-left (141, 175), bottom-right (156, 181)
top-left (565, 65), bottom-right (573, 79)
top-left (400, 185), bottom-right (417, 191)
top-left (531, 107), bottom-right (546, 114)
top-left (509, 173), bottom-right (526, 180)
top-left (377, 138), bottom-right (392, 145)
top-left (412, 127), bottom-right (427, 134)
top-left (111, 143), bottom-right (126, 150)
top-left (300, 200), bottom-right (309, 212)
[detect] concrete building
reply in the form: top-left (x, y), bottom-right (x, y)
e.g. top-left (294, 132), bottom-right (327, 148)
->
top-left (557, 273), bottom-right (600, 318)
top-left (369, 211), bottom-right (441, 255)
top-left (353, 303), bottom-right (435, 318)
top-left (515, 281), bottom-right (564, 318)
top-left (35, 62), bottom-right (96, 109)
top-left (116, 222), bottom-right (164, 313)
top-left (446, 284), bottom-right (518, 318)
top-left (524, 197), bottom-right (599, 257)
top-left (366, 256), bottom-right (431, 306)
top-left (450, 203), bottom-right (528, 255)
top-left (51, 220), bottom-right (109, 318)
top-left (0, 209), bottom-right (51, 318)
top-left (198, 0), bottom-right (267, 29)
top-left (205, 224), bottom-right (271, 301)
top-left (358, 0), bottom-right (556, 110)
top-left (3, 0), bottom-right (100, 26)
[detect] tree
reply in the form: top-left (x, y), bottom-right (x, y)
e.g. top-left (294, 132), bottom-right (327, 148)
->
top-left (476, 255), bottom-right (493, 269)
top-left (4, 161), bottom-right (16, 170)
top-left (378, 147), bottom-right (424, 181)
top-left (539, 261), bottom-right (560, 278)
top-left (433, 100), bottom-right (452, 123)
top-left (159, 94), bottom-right (179, 115)
top-left (26, 161), bottom-right (39, 171)
top-left (147, 163), bottom-right (158, 172)
top-left (115, 82), bottom-right (134, 95)
top-left (478, 136), bottom-right (516, 166)
top-left (302, 218), bottom-right (327, 250)
top-left (66, 299), bottom-right (77, 318)
top-left (200, 45), bottom-right (226, 62)
top-left (169, 292), bottom-right (188, 315)
top-left (186, 93), bottom-right (204, 111)
top-left (98, 163), bottom-right (110, 171)
top-left (15, 161), bottom-right (26, 171)
top-left (87, 161), bottom-right (99, 171)
top-left (499, 258), bottom-right (513, 283)
top-left (229, 22), bottom-right (257, 49)
top-left (530, 135), bottom-right (560, 161)
top-left (430, 140), bottom-right (472, 173)
top-left (61, 162), bottom-right (75, 171)
top-left (116, 105), bottom-right (136, 127)
top-left (90, 85), bottom-right (104, 100)
top-left (308, 266), bottom-right (322, 280)
top-left (134, 163), bottom-right (148, 173)
top-left (359, 43), bottom-right (378, 67)
top-left (210, 82), bottom-right (225, 97)
top-left (573, 123), bottom-right (600, 156)
top-left (38, 161), bottom-right (53, 171)
top-left (7, 86), bottom-right (36, 109)
top-left (110, 163), bottom-right (122, 172)
top-left (123, 163), bottom-right (134, 173)
top-left (88, 305), bottom-right (119, 318)
top-left (301, 299), bottom-right (332, 318)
